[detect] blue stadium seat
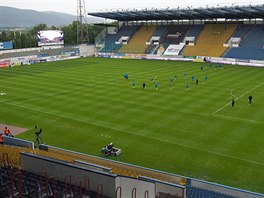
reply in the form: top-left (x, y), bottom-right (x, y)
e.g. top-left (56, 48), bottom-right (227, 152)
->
top-left (100, 25), bottom-right (139, 53)
top-left (231, 25), bottom-right (251, 37)
top-left (185, 25), bottom-right (204, 38)
top-left (146, 26), bottom-right (169, 54)
top-left (225, 25), bottom-right (264, 60)
top-left (154, 26), bottom-right (169, 37)
top-left (186, 186), bottom-right (240, 198)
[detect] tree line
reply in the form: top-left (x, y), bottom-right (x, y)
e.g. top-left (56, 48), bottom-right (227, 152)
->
top-left (0, 21), bottom-right (105, 49)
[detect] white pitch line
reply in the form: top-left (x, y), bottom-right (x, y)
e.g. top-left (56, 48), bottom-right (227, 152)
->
top-left (2, 101), bottom-right (264, 167)
top-left (230, 88), bottom-right (237, 99)
top-left (212, 113), bottom-right (263, 124)
top-left (13, 86), bottom-right (86, 105)
top-left (212, 82), bottom-right (264, 115)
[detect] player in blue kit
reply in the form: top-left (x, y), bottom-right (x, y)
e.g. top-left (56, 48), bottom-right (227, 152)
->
top-left (186, 83), bottom-right (190, 91)
top-left (204, 76), bottom-right (208, 84)
top-left (123, 73), bottom-right (128, 80)
top-left (214, 64), bottom-right (218, 70)
top-left (132, 81), bottom-right (135, 88)
top-left (155, 82), bottom-right (159, 90)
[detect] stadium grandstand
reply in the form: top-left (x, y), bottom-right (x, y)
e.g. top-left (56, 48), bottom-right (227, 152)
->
top-left (0, 47), bottom-right (80, 59)
top-left (0, 136), bottom-right (263, 198)
top-left (90, 4), bottom-right (264, 61)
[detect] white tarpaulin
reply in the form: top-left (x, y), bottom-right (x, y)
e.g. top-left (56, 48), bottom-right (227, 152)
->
top-left (163, 43), bottom-right (185, 55)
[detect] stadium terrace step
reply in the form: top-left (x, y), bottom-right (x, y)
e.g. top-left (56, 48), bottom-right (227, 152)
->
top-left (182, 24), bottom-right (237, 57)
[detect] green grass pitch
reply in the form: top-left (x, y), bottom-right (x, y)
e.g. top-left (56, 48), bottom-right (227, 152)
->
top-left (0, 57), bottom-right (263, 193)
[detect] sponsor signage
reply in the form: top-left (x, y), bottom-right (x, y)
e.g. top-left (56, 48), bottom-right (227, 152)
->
top-left (0, 61), bottom-right (10, 68)
top-left (0, 41), bottom-right (13, 50)
top-left (163, 44), bottom-right (185, 56)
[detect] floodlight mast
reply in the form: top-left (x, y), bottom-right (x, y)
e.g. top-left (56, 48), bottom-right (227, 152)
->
top-left (77, 0), bottom-right (89, 44)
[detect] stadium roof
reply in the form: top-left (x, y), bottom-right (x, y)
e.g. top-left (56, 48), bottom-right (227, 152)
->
top-left (88, 4), bottom-right (264, 21)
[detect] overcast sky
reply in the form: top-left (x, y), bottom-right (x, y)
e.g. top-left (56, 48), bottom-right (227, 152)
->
top-left (1, 0), bottom-right (263, 15)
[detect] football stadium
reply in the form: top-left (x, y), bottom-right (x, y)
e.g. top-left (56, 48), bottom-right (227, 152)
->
top-left (0, 2), bottom-right (264, 198)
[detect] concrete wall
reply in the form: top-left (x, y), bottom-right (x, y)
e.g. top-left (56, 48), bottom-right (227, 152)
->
top-left (20, 152), bottom-right (186, 198)
top-left (79, 44), bottom-right (95, 57)
top-left (46, 145), bottom-right (185, 187)
top-left (74, 159), bottom-right (112, 173)
top-left (138, 176), bottom-right (185, 198)
top-left (20, 152), bottom-right (117, 197)
top-left (115, 176), bottom-right (155, 198)
top-left (3, 136), bottom-right (34, 149)
top-left (156, 182), bottom-right (185, 198)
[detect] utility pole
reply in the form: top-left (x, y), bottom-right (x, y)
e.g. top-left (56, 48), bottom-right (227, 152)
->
top-left (77, 0), bottom-right (89, 44)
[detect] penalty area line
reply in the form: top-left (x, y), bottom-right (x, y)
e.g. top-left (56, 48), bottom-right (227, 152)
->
top-left (230, 88), bottom-right (237, 99)
top-left (212, 82), bottom-right (264, 115)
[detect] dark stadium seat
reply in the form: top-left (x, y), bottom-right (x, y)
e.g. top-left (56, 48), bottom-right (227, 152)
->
top-left (24, 172), bottom-right (42, 197)
top-left (186, 186), bottom-right (239, 198)
top-left (0, 167), bottom-right (12, 197)
top-left (185, 25), bottom-right (204, 38)
top-left (162, 25), bottom-right (189, 48)
top-left (154, 26), bottom-right (169, 38)
top-left (231, 24), bottom-right (251, 38)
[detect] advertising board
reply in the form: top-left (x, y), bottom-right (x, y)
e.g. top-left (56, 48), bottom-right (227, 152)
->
top-left (0, 41), bottom-right (13, 50)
